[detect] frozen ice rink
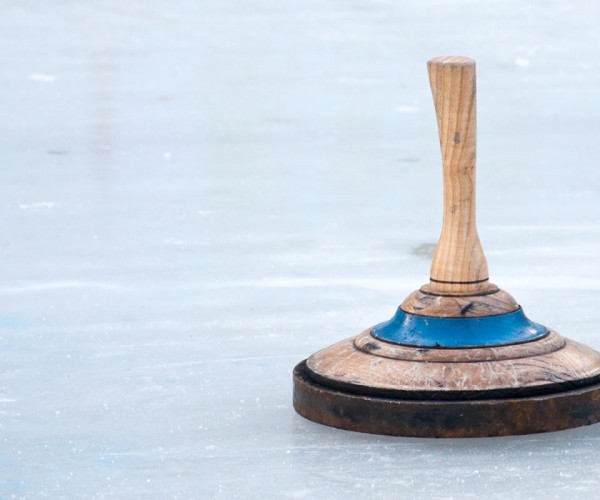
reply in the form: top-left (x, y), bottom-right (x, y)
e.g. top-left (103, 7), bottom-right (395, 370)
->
top-left (2, 1), bottom-right (600, 498)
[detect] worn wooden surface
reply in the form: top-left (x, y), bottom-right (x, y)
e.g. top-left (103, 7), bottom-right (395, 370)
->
top-left (306, 330), bottom-right (600, 398)
top-left (427, 57), bottom-right (489, 295)
top-left (354, 328), bottom-right (564, 362)
top-left (401, 286), bottom-right (518, 317)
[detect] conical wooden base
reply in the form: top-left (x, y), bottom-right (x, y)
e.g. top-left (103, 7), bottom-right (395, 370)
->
top-left (292, 57), bottom-right (600, 437)
top-left (293, 328), bottom-right (600, 437)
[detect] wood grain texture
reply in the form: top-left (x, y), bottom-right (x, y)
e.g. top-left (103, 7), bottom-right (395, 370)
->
top-left (427, 56), bottom-right (489, 294)
top-left (306, 331), bottom-right (600, 397)
top-left (353, 328), bottom-right (563, 362)
top-left (401, 286), bottom-right (519, 317)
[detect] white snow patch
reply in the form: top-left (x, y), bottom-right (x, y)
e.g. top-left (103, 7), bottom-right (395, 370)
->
top-left (514, 57), bottom-right (530, 68)
top-left (395, 105), bottom-right (419, 113)
top-left (18, 201), bottom-right (59, 210)
top-left (287, 489), bottom-right (315, 499)
top-left (28, 73), bottom-right (56, 83)
top-left (164, 237), bottom-right (187, 246)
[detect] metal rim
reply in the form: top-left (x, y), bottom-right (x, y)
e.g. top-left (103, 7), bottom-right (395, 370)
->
top-left (293, 360), bottom-right (600, 438)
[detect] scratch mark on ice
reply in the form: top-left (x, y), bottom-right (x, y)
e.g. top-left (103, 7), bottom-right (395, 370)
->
top-left (0, 281), bottom-right (123, 294)
top-left (139, 354), bottom-right (302, 370)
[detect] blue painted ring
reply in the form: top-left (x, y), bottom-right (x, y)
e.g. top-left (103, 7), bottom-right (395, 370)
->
top-left (370, 307), bottom-right (547, 348)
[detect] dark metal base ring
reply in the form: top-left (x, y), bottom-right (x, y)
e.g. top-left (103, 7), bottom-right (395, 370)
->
top-left (293, 360), bottom-right (600, 438)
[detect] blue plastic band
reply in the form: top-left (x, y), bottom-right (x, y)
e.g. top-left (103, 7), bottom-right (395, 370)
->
top-left (370, 307), bottom-right (547, 348)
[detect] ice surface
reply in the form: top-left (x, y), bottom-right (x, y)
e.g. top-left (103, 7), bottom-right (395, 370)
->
top-left (2, 0), bottom-right (600, 498)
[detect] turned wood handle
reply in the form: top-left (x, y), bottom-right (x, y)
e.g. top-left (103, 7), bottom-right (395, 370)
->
top-left (427, 56), bottom-right (490, 294)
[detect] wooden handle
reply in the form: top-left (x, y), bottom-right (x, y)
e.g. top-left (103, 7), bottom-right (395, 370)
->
top-left (427, 56), bottom-right (490, 295)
